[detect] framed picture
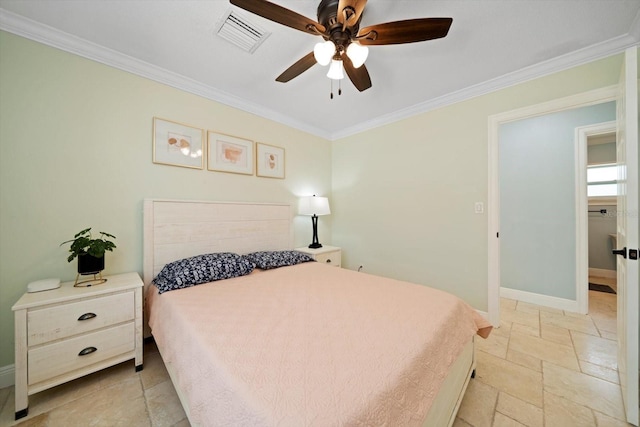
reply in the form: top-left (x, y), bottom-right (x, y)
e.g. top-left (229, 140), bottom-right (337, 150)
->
top-left (153, 118), bottom-right (204, 169)
top-left (256, 142), bottom-right (285, 179)
top-left (207, 132), bottom-right (254, 175)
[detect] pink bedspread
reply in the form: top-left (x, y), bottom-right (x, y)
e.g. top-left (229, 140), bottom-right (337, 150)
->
top-left (147, 262), bottom-right (491, 426)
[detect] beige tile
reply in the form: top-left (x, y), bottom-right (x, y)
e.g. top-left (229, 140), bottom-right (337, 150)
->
top-left (540, 323), bottom-right (573, 347)
top-left (457, 379), bottom-right (499, 427)
top-left (0, 387), bottom-right (15, 426)
top-left (543, 391), bottom-right (596, 427)
top-left (46, 376), bottom-right (149, 427)
top-left (502, 309), bottom-right (539, 330)
top-left (516, 301), bottom-right (563, 315)
top-left (511, 322), bottom-right (540, 337)
top-left (501, 298), bottom-right (517, 312)
top-left (508, 332), bottom-right (579, 371)
top-left (588, 291), bottom-right (617, 317)
top-left (571, 330), bottom-right (618, 370)
top-left (14, 412), bottom-right (49, 427)
top-left (477, 330), bottom-right (509, 359)
top-left (491, 321), bottom-right (513, 339)
top-left (453, 417), bottom-right (473, 427)
top-left (593, 316), bottom-right (618, 335)
top-left (593, 410), bottom-right (635, 426)
top-left (25, 370), bottom-right (104, 418)
top-left (543, 362), bottom-right (625, 421)
top-left (0, 387), bottom-right (10, 411)
top-left (496, 392), bottom-right (543, 427)
top-left (98, 360), bottom-right (140, 389)
top-left (493, 412), bottom-right (527, 427)
top-left (145, 379), bottom-right (186, 427)
top-left (171, 418), bottom-right (191, 427)
top-left (579, 360), bottom-right (619, 384)
top-left (140, 351), bottom-right (171, 390)
top-left (475, 351), bottom-right (543, 407)
top-left (540, 311), bottom-right (599, 336)
top-left (506, 349), bottom-right (542, 373)
top-left (600, 330), bottom-right (618, 341)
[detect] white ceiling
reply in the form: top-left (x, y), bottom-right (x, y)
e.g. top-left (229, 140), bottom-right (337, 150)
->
top-left (1, 1), bottom-right (639, 140)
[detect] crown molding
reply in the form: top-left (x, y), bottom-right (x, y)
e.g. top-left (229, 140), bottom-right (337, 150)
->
top-left (0, 9), bottom-right (332, 140)
top-left (330, 32), bottom-right (640, 140)
top-left (1, 8), bottom-right (638, 142)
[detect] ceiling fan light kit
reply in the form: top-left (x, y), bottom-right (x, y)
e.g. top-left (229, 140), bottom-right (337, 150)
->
top-left (313, 40), bottom-right (336, 66)
top-left (327, 59), bottom-right (345, 80)
top-left (346, 42), bottom-right (368, 68)
top-left (230, 0), bottom-right (452, 96)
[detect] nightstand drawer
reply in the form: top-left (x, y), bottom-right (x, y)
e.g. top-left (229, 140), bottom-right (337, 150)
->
top-left (28, 291), bottom-right (134, 346)
top-left (314, 251), bottom-right (341, 267)
top-left (28, 322), bottom-right (135, 385)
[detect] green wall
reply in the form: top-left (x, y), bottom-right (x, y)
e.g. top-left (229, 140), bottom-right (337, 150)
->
top-left (0, 32), bottom-right (332, 367)
top-left (332, 54), bottom-right (623, 309)
top-left (0, 29), bottom-right (632, 370)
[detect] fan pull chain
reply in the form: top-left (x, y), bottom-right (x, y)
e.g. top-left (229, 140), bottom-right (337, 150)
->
top-left (329, 80), bottom-right (343, 100)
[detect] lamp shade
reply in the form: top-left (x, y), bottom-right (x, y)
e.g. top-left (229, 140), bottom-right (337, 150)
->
top-left (313, 40), bottom-right (335, 66)
top-left (326, 59), bottom-right (344, 80)
top-left (299, 196), bottom-right (331, 216)
top-left (346, 42), bottom-right (369, 68)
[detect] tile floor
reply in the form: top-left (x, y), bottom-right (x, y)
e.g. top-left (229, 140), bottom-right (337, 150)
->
top-left (0, 276), bottom-right (630, 426)
top-left (0, 340), bottom-right (188, 427)
top-left (455, 275), bottom-right (631, 427)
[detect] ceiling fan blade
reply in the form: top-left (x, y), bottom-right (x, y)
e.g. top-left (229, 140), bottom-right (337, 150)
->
top-left (337, 0), bottom-right (367, 28)
top-left (276, 52), bottom-right (317, 83)
top-left (343, 55), bottom-right (372, 92)
top-left (357, 18), bottom-right (452, 45)
top-left (230, 0), bottom-right (326, 35)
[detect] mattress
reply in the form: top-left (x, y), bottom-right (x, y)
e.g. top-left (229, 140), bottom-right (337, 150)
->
top-left (147, 262), bottom-right (492, 426)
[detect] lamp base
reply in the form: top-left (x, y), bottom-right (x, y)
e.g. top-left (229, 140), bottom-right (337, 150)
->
top-left (308, 242), bottom-right (323, 249)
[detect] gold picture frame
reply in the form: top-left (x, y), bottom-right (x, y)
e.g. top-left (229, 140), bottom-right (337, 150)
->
top-left (256, 142), bottom-right (285, 179)
top-left (207, 132), bottom-right (254, 175)
top-left (152, 117), bottom-right (204, 169)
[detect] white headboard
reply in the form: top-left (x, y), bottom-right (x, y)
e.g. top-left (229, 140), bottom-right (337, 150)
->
top-left (143, 199), bottom-right (293, 289)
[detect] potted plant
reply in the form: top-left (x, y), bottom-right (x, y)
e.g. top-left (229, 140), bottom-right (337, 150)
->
top-left (60, 228), bottom-right (116, 275)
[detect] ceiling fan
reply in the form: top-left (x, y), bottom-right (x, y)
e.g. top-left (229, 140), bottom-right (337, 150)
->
top-left (229, 0), bottom-right (452, 95)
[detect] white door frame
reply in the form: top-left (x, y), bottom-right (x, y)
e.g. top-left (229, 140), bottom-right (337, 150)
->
top-left (487, 85), bottom-right (617, 326)
top-left (575, 121), bottom-right (617, 314)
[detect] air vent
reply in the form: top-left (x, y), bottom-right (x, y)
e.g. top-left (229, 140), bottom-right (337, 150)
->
top-left (216, 10), bottom-right (271, 53)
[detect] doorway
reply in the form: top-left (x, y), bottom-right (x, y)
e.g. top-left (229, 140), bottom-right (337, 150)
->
top-left (579, 123), bottom-right (618, 313)
top-left (487, 85), bottom-right (618, 325)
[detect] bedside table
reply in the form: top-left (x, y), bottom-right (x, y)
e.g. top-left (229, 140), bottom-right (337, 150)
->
top-left (296, 245), bottom-right (342, 267)
top-left (12, 272), bottom-right (143, 420)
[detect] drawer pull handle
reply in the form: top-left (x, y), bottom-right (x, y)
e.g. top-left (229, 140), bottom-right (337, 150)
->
top-left (77, 313), bottom-right (97, 321)
top-left (326, 259), bottom-right (331, 263)
top-left (78, 346), bottom-right (97, 356)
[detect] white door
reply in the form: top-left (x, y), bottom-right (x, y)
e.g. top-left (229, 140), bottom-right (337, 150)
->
top-left (615, 46), bottom-right (639, 426)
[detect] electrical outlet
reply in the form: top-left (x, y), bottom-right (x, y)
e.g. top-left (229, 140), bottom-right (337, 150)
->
top-left (474, 202), bottom-right (484, 214)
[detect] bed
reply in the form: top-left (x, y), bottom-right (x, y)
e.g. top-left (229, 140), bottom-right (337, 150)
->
top-left (143, 199), bottom-right (492, 426)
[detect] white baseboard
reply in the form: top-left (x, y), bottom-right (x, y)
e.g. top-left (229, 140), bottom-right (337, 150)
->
top-left (0, 364), bottom-right (14, 388)
top-left (589, 268), bottom-right (616, 279)
top-left (475, 309), bottom-right (489, 321)
top-left (500, 287), bottom-right (579, 313)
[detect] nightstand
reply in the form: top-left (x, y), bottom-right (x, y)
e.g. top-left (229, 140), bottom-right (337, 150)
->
top-left (12, 272), bottom-right (143, 420)
top-left (296, 245), bottom-right (342, 268)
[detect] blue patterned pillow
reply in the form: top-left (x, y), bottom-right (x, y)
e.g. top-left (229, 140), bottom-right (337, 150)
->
top-left (244, 250), bottom-right (315, 270)
top-left (153, 252), bottom-right (254, 294)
